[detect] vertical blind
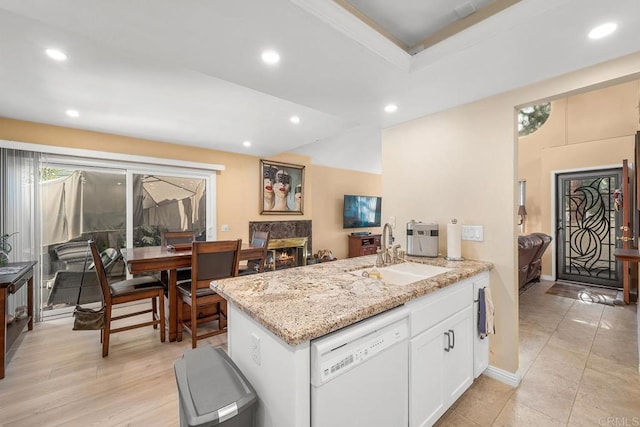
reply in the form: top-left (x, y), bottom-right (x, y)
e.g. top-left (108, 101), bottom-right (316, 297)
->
top-left (1, 148), bottom-right (41, 319)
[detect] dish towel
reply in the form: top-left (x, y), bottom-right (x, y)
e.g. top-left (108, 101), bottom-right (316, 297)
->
top-left (478, 287), bottom-right (495, 339)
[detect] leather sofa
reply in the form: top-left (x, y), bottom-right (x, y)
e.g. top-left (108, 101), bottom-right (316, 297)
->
top-left (518, 233), bottom-right (552, 289)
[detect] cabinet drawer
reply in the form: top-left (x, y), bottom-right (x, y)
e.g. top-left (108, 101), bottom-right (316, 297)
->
top-left (362, 246), bottom-right (378, 255)
top-left (408, 279), bottom-right (472, 337)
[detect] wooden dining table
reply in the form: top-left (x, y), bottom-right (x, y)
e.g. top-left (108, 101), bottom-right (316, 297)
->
top-left (122, 243), bottom-right (264, 341)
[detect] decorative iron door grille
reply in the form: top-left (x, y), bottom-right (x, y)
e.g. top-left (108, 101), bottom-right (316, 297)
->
top-left (556, 169), bottom-right (622, 289)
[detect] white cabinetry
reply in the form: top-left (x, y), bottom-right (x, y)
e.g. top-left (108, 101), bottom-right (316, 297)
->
top-left (407, 273), bottom-right (487, 427)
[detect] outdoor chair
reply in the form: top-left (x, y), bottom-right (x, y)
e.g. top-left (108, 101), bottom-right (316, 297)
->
top-left (46, 247), bottom-right (121, 307)
top-left (89, 240), bottom-right (166, 357)
top-left (177, 239), bottom-right (241, 348)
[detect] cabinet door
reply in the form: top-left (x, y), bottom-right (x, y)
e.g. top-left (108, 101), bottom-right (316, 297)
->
top-left (443, 306), bottom-right (474, 403)
top-left (409, 323), bottom-right (447, 427)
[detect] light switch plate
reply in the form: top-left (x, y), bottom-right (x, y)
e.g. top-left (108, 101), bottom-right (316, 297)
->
top-left (462, 225), bottom-right (484, 241)
top-left (221, 224), bottom-right (230, 232)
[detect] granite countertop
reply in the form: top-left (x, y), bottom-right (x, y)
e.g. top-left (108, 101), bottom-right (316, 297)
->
top-left (211, 255), bottom-right (493, 346)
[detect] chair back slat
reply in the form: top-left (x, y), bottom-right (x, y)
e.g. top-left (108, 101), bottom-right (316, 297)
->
top-left (196, 252), bottom-right (236, 281)
top-left (246, 231), bottom-right (270, 273)
top-left (251, 231), bottom-right (270, 248)
top-left (162, 231), bottom-right (196, 247)
top-left (88, 240), bottom-right (111, 305)
top-left (192, 240), bottom-right (242, 290)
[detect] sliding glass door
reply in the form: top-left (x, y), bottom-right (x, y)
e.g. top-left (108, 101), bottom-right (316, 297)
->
top-left (39, 158), bottom-right (213, 319)
top-left (40, 166), bottom-right (127, 317)
top-left (132, 174), bottom-right (207, 247)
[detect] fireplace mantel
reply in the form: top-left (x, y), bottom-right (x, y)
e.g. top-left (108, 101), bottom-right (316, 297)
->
top-left (249, 220), bottom-right (312, 271)
top-left (249, 220), bottom-right (312, 252)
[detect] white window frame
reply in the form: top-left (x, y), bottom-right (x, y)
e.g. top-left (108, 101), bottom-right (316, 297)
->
top-left (2, 139), bottom-right (223, 245)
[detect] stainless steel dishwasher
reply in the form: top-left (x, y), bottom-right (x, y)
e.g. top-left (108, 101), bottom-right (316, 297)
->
top-left (310, 305), bottom-right (410, 427)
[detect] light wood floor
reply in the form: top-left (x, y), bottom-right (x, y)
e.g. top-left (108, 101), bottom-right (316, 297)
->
top-left (1, 282), bottom-right (638, 426)
top-left (0, 304), bottom-right (227, 426)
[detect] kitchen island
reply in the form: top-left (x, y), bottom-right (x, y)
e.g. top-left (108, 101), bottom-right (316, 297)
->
top-left (212, 255), bottom-right (492, 427)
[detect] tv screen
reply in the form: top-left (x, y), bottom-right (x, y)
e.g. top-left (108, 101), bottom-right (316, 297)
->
top-left (343, 195), bottom-right (382, 229)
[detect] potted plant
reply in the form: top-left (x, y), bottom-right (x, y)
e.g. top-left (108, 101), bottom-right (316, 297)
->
top-left (0, 232), bottom-right (17, 265)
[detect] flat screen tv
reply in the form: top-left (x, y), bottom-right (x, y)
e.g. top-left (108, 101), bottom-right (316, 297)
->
top-left (343, 195), bottom-right (382, 229)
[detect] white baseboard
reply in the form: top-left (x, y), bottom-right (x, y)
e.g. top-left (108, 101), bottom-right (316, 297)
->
top-left (540, 274), bottom-right (554, 281)
top-left (483, 365), bottom-right (521, 388)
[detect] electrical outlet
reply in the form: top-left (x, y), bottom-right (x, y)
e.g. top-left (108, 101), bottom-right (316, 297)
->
top-left (221, 224), bottom-right (229, 232)
top-left (251, 333), bottom-right (261, 366)
top-left (462, 225), bottom-right (484, 242)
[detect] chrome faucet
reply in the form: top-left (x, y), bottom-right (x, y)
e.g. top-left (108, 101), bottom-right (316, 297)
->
top-left (382, 222), bottom-right (394, 264)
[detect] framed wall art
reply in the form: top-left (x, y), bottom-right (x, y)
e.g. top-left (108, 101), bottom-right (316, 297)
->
top-left (260, 160), bottom-right (304, 214)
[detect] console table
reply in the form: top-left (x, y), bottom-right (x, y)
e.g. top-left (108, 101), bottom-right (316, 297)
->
top-left (0, 261), bottom-right (36, 379)
top-left (613, 248), bottom-right (639, 304)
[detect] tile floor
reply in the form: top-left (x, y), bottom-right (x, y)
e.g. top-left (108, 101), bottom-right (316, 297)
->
top-left (436, 279), bottom-right (640, 426)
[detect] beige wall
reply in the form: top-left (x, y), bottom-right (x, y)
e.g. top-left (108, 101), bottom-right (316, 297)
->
top-left (383, 52), bottom-right (640, 375)
top-left (519, 80), bottom-right (640, 276)
top-left (0, 118), bottom-right (381, 257)
top-left (310, 165), bottom-right (382, 259)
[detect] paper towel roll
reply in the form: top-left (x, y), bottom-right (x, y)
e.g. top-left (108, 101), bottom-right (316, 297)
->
top-left (447, 220), bottom-right (462, 260)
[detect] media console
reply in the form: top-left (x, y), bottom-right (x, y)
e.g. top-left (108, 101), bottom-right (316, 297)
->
top-left (348, 234), bottom-right (381, 258)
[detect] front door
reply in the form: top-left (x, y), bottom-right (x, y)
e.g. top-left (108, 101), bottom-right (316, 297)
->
top-left (556, 169), bottom-right (622, 289)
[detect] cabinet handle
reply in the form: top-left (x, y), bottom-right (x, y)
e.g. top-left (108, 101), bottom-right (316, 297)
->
top-left (444, 331), bottom-right (451, 352)
top-left (449, 329), bottom-right (455, 349)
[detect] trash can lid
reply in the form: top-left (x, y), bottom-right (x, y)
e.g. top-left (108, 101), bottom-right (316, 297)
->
top-left (175, 346), bottom-right (257, 425)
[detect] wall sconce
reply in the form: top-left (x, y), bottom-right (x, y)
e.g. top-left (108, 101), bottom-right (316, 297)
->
top-left (518, 180), bottom-right (527, 233)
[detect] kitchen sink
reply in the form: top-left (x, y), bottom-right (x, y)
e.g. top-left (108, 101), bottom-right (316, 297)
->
top-left (349, 262), bottom-right (451, 286)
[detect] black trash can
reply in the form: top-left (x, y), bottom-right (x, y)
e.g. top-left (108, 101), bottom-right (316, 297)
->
top-left (174, 346), bottom-right (257, 427)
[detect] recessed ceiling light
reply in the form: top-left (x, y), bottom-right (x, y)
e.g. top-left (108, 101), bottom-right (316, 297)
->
top-left (243, 141), bottom-right (252, 147)
top-left (261, 50), bottom-right (280, 65)
top-left (290, 115), bottom-right (300, 124)
top-left (66, 109), bottom-right (79, 118)
top-left (588, 22), bottom-right (617, 40)
top-left (45, 48), bottom-right (67, 61)
top-left (384, 104), bottom-right (398, 113)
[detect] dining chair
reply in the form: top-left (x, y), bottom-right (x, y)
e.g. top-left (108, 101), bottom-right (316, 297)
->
top-left (161, 230), bottom-right (196, 249)
top-left (177, 239), bottom-right (242, 348)
top-left (89, 240), bottom-right (166, 357)
top-left (161, 231), bottom-right (196, 284)
top-left (239, 231), bottom-right (271, 275)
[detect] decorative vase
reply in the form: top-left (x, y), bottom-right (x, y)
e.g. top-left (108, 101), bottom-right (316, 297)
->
top-left (0, 232), bottom-right (16, 265)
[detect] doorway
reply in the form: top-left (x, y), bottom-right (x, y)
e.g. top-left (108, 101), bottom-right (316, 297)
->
top-left (555, 168), bottom-right (622, 289)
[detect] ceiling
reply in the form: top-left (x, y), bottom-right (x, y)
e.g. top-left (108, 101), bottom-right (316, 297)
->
top-left (0, 0), bottom-right (638, 173)
top-left (337, 0), bottom-right (514, 53)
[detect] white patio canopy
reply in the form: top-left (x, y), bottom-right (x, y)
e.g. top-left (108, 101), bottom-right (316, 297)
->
top-left (42, 171), bottom-right (205, 246)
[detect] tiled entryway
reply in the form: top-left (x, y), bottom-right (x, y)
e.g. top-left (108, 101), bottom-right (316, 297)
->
top-left (436, 279), bottom-right (640, 426)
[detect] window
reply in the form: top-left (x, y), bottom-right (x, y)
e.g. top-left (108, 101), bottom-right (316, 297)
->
top-left (518, 103), bottom-right (551, 137)
top-left (38, 158), bottom-right (215, 316)
top-left (132, 174), bottom-right (207, 246)
top-left (1, 141), bottom-right (221, 319)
